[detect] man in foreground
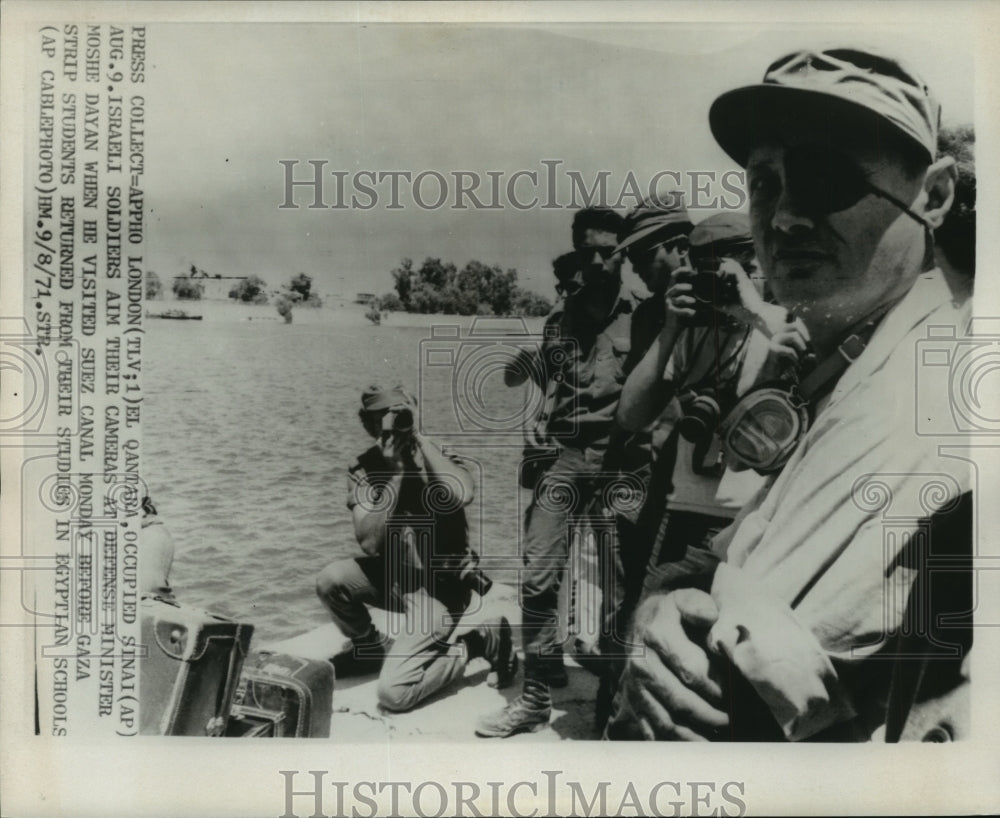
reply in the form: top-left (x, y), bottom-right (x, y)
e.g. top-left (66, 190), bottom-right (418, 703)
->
top-left (608, 47), bottom-right (971, 741)
top-left (316, 384), bottom-right (516, 712)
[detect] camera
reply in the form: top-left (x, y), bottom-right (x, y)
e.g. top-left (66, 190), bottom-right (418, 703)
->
top-left (418, 317), bottom-right (578, 440)
top-left (390, 407), bottom-right (414, 435)
top-left (681, 234), bottom-right (756, 315)
top-left (463, 565), bottom-right (494, 597)
top-left (677, 389), bottom-right (722, 443)
top-left (687, 253), bottom-right (741, 308)
top-left (459, 550), bottom-right (494, 596)
top-left (677, 389), bottom-right (729, 477)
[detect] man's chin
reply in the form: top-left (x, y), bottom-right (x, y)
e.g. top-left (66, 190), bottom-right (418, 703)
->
top-left (769, 263), bottom-right (837, 305)
top-left (771, 255), bottom-right (833, 278)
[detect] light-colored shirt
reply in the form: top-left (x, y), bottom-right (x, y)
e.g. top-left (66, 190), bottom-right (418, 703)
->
top-left (535, 289), bottom-right (638, 453)
top-left (709, 270), bottom-right (972, 739)
top-left (666, 325), bottom-right (772, 517)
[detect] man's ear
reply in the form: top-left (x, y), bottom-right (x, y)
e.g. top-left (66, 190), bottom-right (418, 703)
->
top-left (921, 156), bottom-right (957, 229)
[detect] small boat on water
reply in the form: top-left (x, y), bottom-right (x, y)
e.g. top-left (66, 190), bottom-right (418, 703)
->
top-left (147, 308), bottom-right (204, 320)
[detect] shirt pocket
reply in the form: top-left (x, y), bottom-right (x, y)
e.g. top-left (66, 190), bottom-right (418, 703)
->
top-left (593, 335), bottom-right (632, 393)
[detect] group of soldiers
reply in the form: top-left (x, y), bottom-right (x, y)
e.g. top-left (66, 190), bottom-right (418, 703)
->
top-left (318, 44), bottom-right (975, 742)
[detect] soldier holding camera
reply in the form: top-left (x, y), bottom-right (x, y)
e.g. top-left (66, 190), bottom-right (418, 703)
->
top-left (616, 212), bottom-right (787, 593)
top-left (618, 191), bottom-right (694, 374)
top-left (316, 384), bottom-right (516, 713)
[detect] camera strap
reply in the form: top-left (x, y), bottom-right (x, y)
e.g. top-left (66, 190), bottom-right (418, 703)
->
top-left (524, 324), bottom-right (568, 458)
top-left (530, 359), bottom-right (561, 446)
top-left (790, 298), bottom-right (899, 408)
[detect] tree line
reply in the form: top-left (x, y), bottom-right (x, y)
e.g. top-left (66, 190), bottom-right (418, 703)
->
top-left (145, 266), bottom-right (322, 308)
top-left (378, 257), bottom-right (551, 317)
top-left (145, 258), bottom-right (554, 318)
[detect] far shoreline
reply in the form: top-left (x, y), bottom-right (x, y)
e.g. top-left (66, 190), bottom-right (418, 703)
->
top-left (146, 297), bottom-right (550, 332)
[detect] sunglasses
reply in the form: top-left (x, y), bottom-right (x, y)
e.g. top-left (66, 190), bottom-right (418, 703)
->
top-left (576, 245), bottom-right (619, 263)
top-left (779, 145), bottom-right (926, 225)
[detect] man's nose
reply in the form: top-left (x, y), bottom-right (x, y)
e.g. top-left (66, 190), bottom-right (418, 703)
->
top-left (770, 184), bottom-right (815, 235)
top-left (600, 253), bottom-right (623, 275)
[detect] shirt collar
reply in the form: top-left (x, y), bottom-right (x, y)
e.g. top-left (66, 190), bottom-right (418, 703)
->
top-left (560, 283), bottom-right (635, 328)
top-left (611, 283), bottom-right (638, 316)
top-left (865, 269), bottom-right (954, 357)
top-left (830, 269), bottom-right (960, 402)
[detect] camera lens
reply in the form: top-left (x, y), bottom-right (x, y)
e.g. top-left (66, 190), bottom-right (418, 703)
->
top-left (694, 254), bottom-right (721, 275)
top-left (678, 394), bottom-right (721, 442)
top-left (392, 408), bottom-right (414, 434)
top-left (465, 568), bottom-right (493, 596)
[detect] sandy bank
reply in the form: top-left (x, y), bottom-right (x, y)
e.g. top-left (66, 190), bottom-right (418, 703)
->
top-left (263, 583), bottom-right (601, 742)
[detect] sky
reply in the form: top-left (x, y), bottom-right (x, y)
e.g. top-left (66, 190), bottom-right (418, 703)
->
top-left (145, 21), bottom-right (976, 300)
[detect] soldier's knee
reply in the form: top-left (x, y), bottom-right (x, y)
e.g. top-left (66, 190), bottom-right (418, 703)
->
top-left (376, 675), bottom-right (419, 713)
top-left (315, 560), bottom-right (353, 607)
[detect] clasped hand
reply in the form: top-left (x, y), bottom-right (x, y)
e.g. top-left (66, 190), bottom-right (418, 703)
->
top-left (608, 588), bottom-right (731, 741)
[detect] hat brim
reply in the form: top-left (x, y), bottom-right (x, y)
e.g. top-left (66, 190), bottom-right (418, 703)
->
top-left (614, 220), bottom-right (692, 255)
top-left (361, 389), bottom-right (409, 412)
top-left (361, 398), bottom-right (398, 412)
top-left (709, 84), bottom-right (929, 168)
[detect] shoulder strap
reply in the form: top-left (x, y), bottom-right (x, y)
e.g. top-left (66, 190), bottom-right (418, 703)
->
top-left (796, 300), bottom-right (898, 404)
